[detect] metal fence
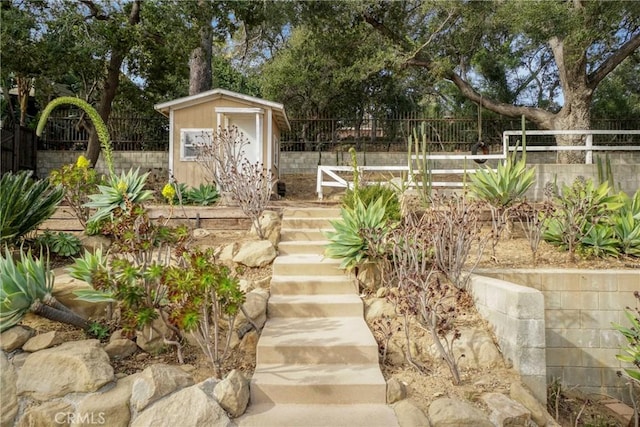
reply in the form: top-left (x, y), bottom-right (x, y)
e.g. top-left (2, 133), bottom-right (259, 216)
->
top-left (36, 110), bottom-right (639, 153)
top-left (38, 111), bottom-right (169, 151)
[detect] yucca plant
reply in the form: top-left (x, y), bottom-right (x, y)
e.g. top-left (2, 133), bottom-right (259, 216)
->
top-left (85, 168), bottom-right (153, 223)
top-left (325, 196), bottom-right (390, 272)
top-left (0, 247), bottom-right (89, 332)
top-left (1, 171), bottom-right (64, 245)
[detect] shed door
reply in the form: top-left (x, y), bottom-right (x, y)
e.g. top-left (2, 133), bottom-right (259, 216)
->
top-left (228, 114), bottom-right (260, 165)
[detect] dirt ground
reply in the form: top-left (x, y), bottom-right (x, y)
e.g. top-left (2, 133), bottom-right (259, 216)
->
top-left (23, 172), bottom-right (637, 426)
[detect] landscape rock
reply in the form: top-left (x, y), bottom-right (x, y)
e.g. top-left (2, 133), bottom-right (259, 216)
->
top-left (9, 352), bottom-right (29, 370)
top-left (393, 399), bottom-right (431, 427)
top-left (233, 240), bottom-right (276, 268)
top-left (510, 382), bottom-right (559, 427)
top-left (22, 330), bottom-right (63, 352)
top-left (249, 210), bottom-right (281, 246)
top-left (17, 340), bottom-right (114, 400)
top-left (1, 352), bottom-right (18, 427)
top-left (237, 288), bottom-right (269, 331)
top-left (218, 243), bottom-right (237, 262)
top-left (387, 378), bottom-right (407, 404)
top-left (135, 317), bottom-right (174, 354)
top-left (52, 273), bottom-right (110, 320)
top-left (238, 330), bottom-right (259, 357)
top-left (431, 327), bottom-right (503, 370)
top-left (80, 234), bottom-right (111, 253)
top-left (376, 287), bottom-right (389, 298)
top-left (104, 338), bottom-right (138, 360)
top-left (356, 263), bottom-right (382, 290)
top-left (131, 384), bottom-right (232, 427)
top-left (0, 325), bottom-right (34, 352)
top-left (254, 275), bottom-right (271, 289)
top-left (481, 392), bottom-right (532, 426)
top-left (428, 398), bottom-right (493, 427)
top-left (18, 400), bottom-right (73, 427)
top-left (213, 369), bottom-right (250, 417)
top-left (193, 228), bottom-right (211, 238)
top-left (76, 373), bottom-right (141, 427)
top-left (130, 364), bottom-right (194, 412)
top-left (365, 298), bottom-right (397, 322)
top-left (239, 279), bottom-right (254, 293)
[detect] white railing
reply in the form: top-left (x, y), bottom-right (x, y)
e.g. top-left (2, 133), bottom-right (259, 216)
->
top-left (316, 129), bottom-right (640, 198)
top-left (503, 130), bottom-right (640, 164)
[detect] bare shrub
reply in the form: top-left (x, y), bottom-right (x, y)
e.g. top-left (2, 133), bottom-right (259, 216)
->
top-left (511, 200), bottom-right (554, 266)
top-left (424, 193), bottom-right (487, 289)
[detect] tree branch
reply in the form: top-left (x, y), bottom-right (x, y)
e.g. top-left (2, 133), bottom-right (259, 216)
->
top-left (589, 31), bottom-right (640, 89)
top-left (79, 0), bottom-right (108, 20)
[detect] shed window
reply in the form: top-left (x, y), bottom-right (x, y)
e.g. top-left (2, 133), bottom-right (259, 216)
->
top-left (180, 129), bottom-right (213, 161)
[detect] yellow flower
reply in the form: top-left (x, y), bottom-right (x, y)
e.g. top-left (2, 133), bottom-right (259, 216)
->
top-left (162, 183), bottom-right (176, 204)
top-left (116, 180), bottom-right (128, 194)
top-left (76, 155), bottom-right (90, 169)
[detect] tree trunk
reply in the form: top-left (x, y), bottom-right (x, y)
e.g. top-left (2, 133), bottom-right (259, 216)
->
top-left (31, 300), bottom-right (90, 330)
top-left (552, 103), bottom-right (591, 164)
top-left (17, 76), bottom-right (31, 127)
top-left (189, 1), bottom-right (213, 96)
top-left (84, 1), bottom-right (141, 168)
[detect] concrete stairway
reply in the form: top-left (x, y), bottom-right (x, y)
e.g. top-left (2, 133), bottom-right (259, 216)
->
top-left (237, 207), bottom-right (398, 427)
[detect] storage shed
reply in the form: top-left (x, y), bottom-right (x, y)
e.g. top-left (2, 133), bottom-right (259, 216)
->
top-left (154, 88), bottom-right (290, 188)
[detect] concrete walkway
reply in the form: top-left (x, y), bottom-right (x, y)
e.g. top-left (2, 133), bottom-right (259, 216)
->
top-left (237, 207), bottom-right (398, 427)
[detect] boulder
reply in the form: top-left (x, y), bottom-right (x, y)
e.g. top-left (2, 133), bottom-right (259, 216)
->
top-left (365, 298), bottom-right (397, 322)
top-left (218, 243), bottom-right (237, 262)
top-left (75, 373), bottom-right (141, 427)
top-left (237, 289), bottom-right (269, 331)
top-left (0, 325), bottom-right (34, 352)
top-left (1, 352), bottom-right (18, 427)
top-left (22, 330), bottom-right (63, 352)
top-left (481, 392), bottom-right (532, 427)
top-left (393, 400), bottom-right (431, 427)
top-left (428, 398), bottom-right (493, 427)
top-left (17, 340), bottom-right (114, 401)
top-left (18, 400), bottom-right (74, 427)
top-left (510, 382), bottom-right (559, 427)
top-left (104, 338), bottom-right (138, 360)
top-left (213, 369), bottom-right (250, 417)
top-left (52, 273), bottom-right (110, 320)
top-left (131, 384), bottom-right (232, 427)
top-left (239, 330), bottom-right (259, 357)
top-left (431, 327), bottom-right (503, 370)
top-left (249, 210), bottom-right (281, 246)
top-left (130, 364), bottom-right (194, 412)
top-left (233, 240), bottom-right (276, 268)
top-left (387, 378), bottom-right (407, 404)
top-left (80, 234), bottom-right (111, 253)
top-left (238, 279), bottom-right (254, 293)
top-left (136, 317), bottom-right (175, 354)
top-left (356, 263), bottom-right (382, 290)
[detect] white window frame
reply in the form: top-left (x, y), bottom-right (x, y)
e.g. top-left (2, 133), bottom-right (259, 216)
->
top-left (180, 128), bottom-right (213, 161)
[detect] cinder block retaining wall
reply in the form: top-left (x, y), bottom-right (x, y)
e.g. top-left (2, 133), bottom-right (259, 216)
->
top-left (468, 275), bottom-right (547, 403)
top-left (476, 269), bottom-right (639, 404)
top-left (37, 151), bottom-right (639, 200)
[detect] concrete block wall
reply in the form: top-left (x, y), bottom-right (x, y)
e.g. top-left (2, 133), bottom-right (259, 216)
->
top-left (477, 269), bottom-right (640, 404)
top-left (468, 274), bottom-right (547, 403)
top-left (37, 151), bottom-right (169, 179)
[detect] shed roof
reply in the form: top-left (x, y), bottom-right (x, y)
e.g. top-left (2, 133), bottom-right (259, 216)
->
top-left (154, 88), bottom-right (290, 131)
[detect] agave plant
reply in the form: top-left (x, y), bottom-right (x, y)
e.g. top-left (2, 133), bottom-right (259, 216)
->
top-left (324, 196), bottom-right (390, 271)
top-left (580, 223), bottom-right (620, 258)
top-left (468, 156), bottom-right (536, 207)
top-left (0, 247), bottom-right (89, 332)
top-left (185, 183), bottom-right (220, 206)
top-left (66, 249), bottom-right (115, 302)
top-left (85, 168), bottom-right (153, 223)
top-left (1, 171), bottom-right (64, 245)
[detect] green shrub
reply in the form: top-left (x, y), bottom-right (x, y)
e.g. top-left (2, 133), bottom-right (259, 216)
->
top-left (36, 231), bottom-right (82, 257)
top-left (343, 184), bottom-right (401, 222)
top-left (1, 171), bottom-right (64, 245)
top-left (185, 183), bottom-right (220, 206)
top-left (49, 156), bottom-right (102, 227)
top-left (612, 291), bottom-right (640, 384)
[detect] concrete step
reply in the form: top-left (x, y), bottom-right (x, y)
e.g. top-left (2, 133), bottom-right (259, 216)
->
top-left (280, 228), bottom-right (333, 242)
top-left (283, 207), bottom-right (341, 218)
top-left (272, 255), bottom-right (344, 276)
top-left (249, 364), bottom-right (387, 405)
top-left (281, 217), bottom-right (336, 229)
top-left (256, 317), bottom-right (379, 365)
top-left (268, 294), bottom-right (363, 318)
top-left (237, 403), bottom-right (399, 427)
top-left (270, 275), bottom-right (356, 296)
top-left (278, 240), bottom-right (329, 256)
